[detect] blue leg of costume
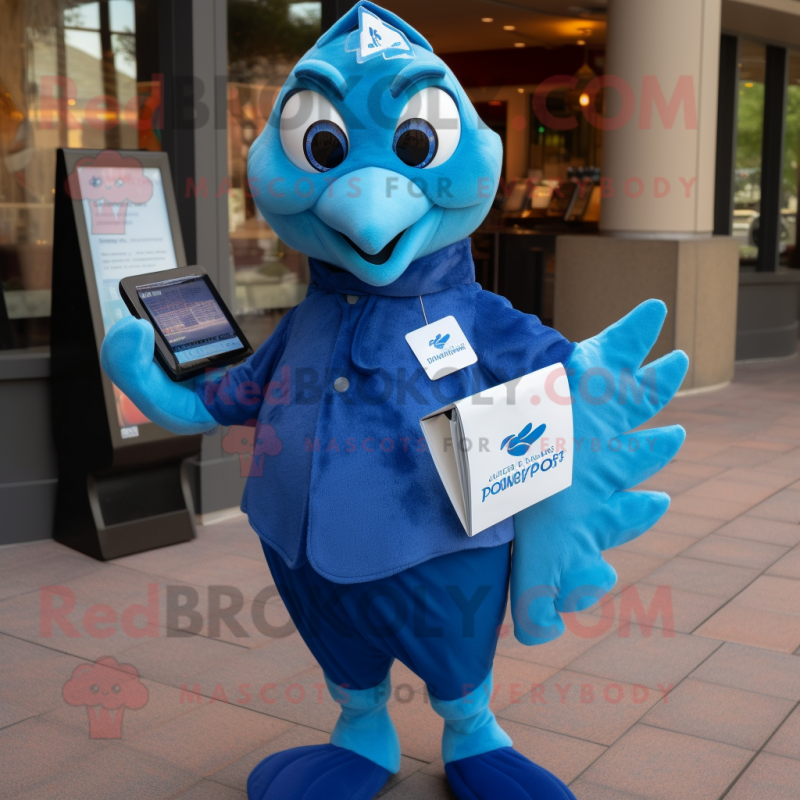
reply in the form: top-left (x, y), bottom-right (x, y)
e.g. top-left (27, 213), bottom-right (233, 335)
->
top-left (248, 542), bottom-right (575, 800)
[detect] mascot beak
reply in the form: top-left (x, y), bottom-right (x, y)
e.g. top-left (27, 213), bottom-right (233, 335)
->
top-left (312, 166), bottom-right (433, 261)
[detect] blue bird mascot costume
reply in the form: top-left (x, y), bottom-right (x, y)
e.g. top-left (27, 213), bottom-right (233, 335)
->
top-left (102, 4), bottom-right (688, 798)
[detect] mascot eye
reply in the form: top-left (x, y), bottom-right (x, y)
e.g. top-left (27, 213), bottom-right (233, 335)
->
top-left (304, 120), bottom-right (348, 172)
top-left (393, 119), bottom-right (437, 168)
top-left (280, 90), bottom-right (349, 173)
top-left (393, 87), bottom-right (461, 169)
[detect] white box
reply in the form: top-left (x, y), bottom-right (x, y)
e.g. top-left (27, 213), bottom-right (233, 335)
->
top-left (420, 363), bottom-right (573, 536)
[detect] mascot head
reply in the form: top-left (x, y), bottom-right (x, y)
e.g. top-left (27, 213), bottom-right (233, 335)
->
top-left (248, 1), bottom-right (503, 286)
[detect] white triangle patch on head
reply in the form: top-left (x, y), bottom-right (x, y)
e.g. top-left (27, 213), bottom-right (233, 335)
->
top-left (345, 7), bottom-right (415, 64)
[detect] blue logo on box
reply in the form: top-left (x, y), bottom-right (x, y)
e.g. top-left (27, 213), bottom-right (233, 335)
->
top-left (429, 333), bottom-right (450, 350)
top-left (501, 423), bottom-right (546, 457)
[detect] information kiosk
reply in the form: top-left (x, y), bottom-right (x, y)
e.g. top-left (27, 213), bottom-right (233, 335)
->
top-left (50, 148), bottom-right (202, 560)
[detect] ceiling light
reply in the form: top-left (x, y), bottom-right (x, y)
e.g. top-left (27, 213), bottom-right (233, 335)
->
top-left (577, 39), bottom-right (586, 45)
top-left (579, 92), bottom-right (590, 107)
top-left (517, 88), bottom-right (524, 93)
top-left (514, 42), bottom-right (525, 48)
top-left (481, 17), bottom-right (493, 22)
top-left (503, 25), bottom-right (515, 30)
top-left (745, 82), bottom-right (754, 88)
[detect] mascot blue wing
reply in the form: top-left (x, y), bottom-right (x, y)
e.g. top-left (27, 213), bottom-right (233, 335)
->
top-left (510, 300), bottom-right (689, 646)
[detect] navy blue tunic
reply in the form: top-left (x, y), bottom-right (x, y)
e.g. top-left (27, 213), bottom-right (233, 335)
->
top-left (196, 239), bottom-right (574, 583)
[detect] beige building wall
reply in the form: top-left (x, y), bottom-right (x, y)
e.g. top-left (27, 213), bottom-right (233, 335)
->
top-left (600, 0), bottom-right (722, 236)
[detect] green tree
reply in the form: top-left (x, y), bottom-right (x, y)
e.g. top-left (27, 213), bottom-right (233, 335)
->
top-left (228, 0), bottom-right (320, 81)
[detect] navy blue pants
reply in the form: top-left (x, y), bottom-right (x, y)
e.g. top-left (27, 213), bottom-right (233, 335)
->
top-left (262, 542), bottom-right (510, 702)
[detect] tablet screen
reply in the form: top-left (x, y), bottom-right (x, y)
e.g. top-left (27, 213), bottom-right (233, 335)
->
top-left (137, 276), bottom-right (244, 364)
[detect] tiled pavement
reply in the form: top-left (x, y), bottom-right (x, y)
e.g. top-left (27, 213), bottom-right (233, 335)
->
top-left (2, 354), bottom-right (800, 799)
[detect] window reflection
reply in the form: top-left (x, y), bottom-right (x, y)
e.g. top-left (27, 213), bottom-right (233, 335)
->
top-left (227, 0), bottom-right (321, 350)
top-left (0, 0), bottom-right (156, 350)
top-left (732, 40), bottom-right (766, 266)
top-left (783, 50), bottom-right (799, 268)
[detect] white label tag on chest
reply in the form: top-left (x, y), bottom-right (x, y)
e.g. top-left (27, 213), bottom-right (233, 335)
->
top-left (405, 315), bottom-right (478, 380)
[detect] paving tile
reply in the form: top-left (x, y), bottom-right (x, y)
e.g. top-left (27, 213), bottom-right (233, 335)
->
top-left (498, 669), bottom-right (661, 746)
top-left (209, 723), bottom-right (330, 791)
top-left (724, 752), bottom-right (800, 800)
top-left (736, 438), bottom-right (796, 452)
top-left (680, 534), bottom-right (787, 569)
top-left (0, 540), bottom-right (74, 573)
top-left (694, 604), bottom-right (800, 654)
top-left (617, 529), bottom-right (697, 560)
top-left (495, 611), bottom-right (616, 671)
top-left (173, 780), bottom-right (247, 799)
top-left (570, 725), bottom-right (753, 800)
top-left (764, 705), bottom-right (800, 761)
top-left (563, 779), bottom-right (651, 799)
top-left (723, 574), bottom-right (800, 616)
top-left (50, 564), bottom-right (168, 610)
top-left (668, 494), bottom-right (753, 521)
top-left (492, 719), bottom-right (606, 782)
top-left (187, 634), bottom-right (322, 712)
top-left (759, 451), bottom-right (800, 478)
top-left (603, 550), bottom-right (664, 587)
top-left (715, 516), bottom-right (800, 547)
top-left (683, 478), bottom-right (782, 507)
top-left (651, 512), bottom-right (724, 538)
top-left (673, 436), bottom-right (731, 463)
top-left (640, 557), bottom-right (759, 599)
top-left (0, 699), bottom-right (39, 730)
top-left (0, 588), bottom-right (151, 661)
top-left (0, 715), bottom-right (113, 796)
top-left (380, 772), bottom-right (452, 800)
top-left (716, 468), bottom-right (798, 489)
top-left (378, 756), bottom-right (430, 797)
top-left (593, 583), bottom-right (726, 634)
top-left (748, 488), bottom-right (800, 523)
top-left (111, 541), bottom-right (225, 582)
top-left (207, 663), bottom-right (342, 731)
top-left (568, 625), bottom-right (720, 691)
top-left (702, 446), bottom-right (781, 469)
top-left (115, 630), bottom-right (251, 688)
top-left (489, 654), bottom-right (558, 713)
top-left (690, 641), bottom-right (800, 700)
top-left (15, 740), bottom-right (199, 800)
top-left (641, 678), bottom-right (793, 750)
top-left (124, 698), bottom-right (293, 776)
top-left (0, 549), bottom-right (103, 602)
top-left (387, 685), bottom-right (445, 762)
top-left (766, 546), bottom-right (800, 579)
top-left (0, 645), bottom-right (97, 717)
top-left (44, 676), bottom-right (197, 739)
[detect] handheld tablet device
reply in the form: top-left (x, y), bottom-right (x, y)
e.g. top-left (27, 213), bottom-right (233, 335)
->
top-left (119, 266), bottom-right (252, 381)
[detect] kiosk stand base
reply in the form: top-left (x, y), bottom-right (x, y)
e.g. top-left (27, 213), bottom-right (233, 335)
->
top-left (54, 459), bottom-right (196, 560)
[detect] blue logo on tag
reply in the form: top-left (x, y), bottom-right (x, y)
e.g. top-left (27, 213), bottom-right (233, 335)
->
top-left (346, 7), bottom-right (415, 63)
top-left (429, 333), bottom-right (450, 350)
top-left (501, 423), bottom-right (546, 457)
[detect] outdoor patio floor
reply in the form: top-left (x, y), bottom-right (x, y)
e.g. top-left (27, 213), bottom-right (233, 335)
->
top-left (2, 353), bottom-right (800, 799)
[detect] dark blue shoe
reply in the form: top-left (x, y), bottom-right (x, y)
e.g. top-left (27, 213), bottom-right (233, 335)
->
top-left (445, 747), bottom-right (577, 799)
top-left (247, 743), bottom-right (391, 800)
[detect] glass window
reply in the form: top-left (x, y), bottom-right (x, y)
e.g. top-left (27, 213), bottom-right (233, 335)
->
top-left (227, 0), bottom-right (321, 349)
top-left (732, 40), bottom-right (766, 266)
top-left (0, 0), bottom-right (157, 349)
top-left (782, 49), bottom-right (799, 268)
